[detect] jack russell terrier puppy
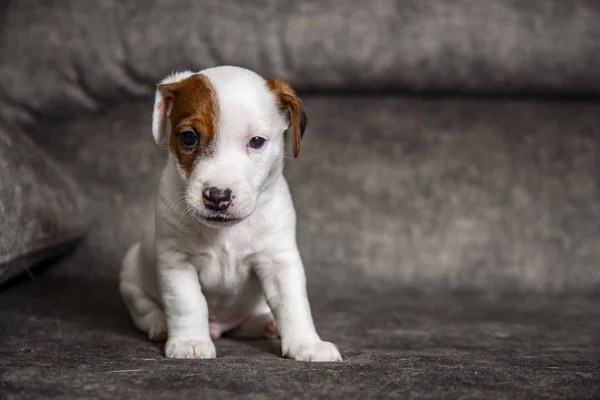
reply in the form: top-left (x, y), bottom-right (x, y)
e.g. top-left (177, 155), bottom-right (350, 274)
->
top-left (119, 66), bottom-right (341, 362)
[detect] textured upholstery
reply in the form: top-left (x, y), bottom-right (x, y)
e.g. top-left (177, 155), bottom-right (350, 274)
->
top-left (1, 1), bottom-right (599, 398)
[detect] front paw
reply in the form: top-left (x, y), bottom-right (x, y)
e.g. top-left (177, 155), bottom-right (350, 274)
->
top-left (165, 338), bottom-right (216, 359)
top-left (283, 340), bottom-right (342, 362)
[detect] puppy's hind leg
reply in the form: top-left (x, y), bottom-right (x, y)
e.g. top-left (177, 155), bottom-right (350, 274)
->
top-left (231, 313), bottom-right (279, 340)
top-left (229, 302), bottom-right (279, 340)
top-left (119, 243), bottom-right (167, 342)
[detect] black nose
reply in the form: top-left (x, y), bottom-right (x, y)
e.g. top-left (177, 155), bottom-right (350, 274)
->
top-left (203, 187), bottom-right (232, 211)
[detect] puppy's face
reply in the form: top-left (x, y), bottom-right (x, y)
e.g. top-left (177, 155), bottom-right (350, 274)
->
top-left (152, 67), bottom-right (306, 227)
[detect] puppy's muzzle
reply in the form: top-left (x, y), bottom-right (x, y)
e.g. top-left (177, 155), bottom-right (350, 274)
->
top-left (203, 187), bottom-right (232, 212)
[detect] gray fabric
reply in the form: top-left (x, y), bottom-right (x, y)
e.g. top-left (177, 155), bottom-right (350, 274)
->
top-left (31, 97), bottom-right (600, 294)
top-left (0, 127), bottom-right (87, 285)
top-left (3, 2), bottom-right (600, 397)
top-left (2, 0), bottom-right (600, 128)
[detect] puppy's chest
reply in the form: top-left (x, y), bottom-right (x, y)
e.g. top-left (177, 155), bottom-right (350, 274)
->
top-left (188, 237), bottom-right (256, 294)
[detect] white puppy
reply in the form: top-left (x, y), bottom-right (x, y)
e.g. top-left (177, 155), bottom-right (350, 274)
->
top-left (119, 66), bottom-right (341, 362)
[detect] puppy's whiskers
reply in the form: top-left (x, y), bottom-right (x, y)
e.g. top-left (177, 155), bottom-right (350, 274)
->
top-left (162, 193), bottom-right (188, 215)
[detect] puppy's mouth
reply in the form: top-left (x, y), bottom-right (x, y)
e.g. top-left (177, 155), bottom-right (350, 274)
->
top-left (199, 214), bottom-right (244, 227)
top-left (204, 215), bottom-right (241, 223)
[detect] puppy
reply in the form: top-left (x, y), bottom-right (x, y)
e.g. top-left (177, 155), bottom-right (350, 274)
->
top-left (119, 66), bottom-right (341, 361)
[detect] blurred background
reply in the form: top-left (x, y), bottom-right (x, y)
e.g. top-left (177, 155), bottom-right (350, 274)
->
top-left (3, 0), bottom-right (600, 293)
top-left (1, 1), bottom-right (599, 398)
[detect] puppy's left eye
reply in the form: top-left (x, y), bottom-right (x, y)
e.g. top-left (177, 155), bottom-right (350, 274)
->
top-left (248, 136), bottom-right (266, 149)
top-left (180, 131), bottom-right (199, 148)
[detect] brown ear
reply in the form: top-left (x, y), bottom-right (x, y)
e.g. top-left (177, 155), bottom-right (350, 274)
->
top-left (266, 79), bottom-right (307, 158)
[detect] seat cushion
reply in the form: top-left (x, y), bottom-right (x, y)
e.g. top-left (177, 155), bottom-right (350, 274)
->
top-left (1, 280), bottom-right (598, 398)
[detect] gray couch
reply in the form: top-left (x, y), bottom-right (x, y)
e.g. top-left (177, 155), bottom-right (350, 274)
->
top-left (1, 1), bottom-right (599, 398)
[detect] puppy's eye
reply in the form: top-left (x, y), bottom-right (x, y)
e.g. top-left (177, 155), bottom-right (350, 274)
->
top-left (248, 136), bottom-right (266, 149)
top-left (180, 131), bottom-right (199, 148)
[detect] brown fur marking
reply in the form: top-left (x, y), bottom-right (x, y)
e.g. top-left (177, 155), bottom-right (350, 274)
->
top-left (266, 79), bottom-right (307, 158)
top-left (159, 74), bottom-right (218, 176)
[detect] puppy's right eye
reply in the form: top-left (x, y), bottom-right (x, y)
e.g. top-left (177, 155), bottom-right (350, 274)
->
top-left (179, 131), bottom-right (199, 148)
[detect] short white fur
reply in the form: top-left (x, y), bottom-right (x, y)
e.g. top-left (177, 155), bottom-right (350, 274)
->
top-left (120, 66), bottom-right (341, 361)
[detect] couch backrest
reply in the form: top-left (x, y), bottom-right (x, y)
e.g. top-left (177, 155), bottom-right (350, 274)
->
top-left (2, 0), bottom-right (600, 128)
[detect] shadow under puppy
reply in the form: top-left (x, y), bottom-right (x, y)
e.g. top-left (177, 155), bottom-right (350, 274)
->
top-left (119, 66), bottom-right (341, 361)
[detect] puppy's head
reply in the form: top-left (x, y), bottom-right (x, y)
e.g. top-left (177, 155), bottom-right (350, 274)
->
top-left (153, 66), bottom-right (306, 227)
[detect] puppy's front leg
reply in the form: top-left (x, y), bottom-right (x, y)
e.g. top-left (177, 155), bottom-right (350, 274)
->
top-left (256, 250), bottom-right (341, 362)
top-left (158, 253), bottom-right (215, 359)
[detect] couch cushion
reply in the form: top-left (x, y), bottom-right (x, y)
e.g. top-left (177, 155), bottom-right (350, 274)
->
top-left (0, 128), bottom-right (87, 285)
top-left (29, 96), bottom-right (600, 294)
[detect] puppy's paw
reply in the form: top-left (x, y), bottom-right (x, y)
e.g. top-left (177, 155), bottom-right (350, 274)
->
top-left (148, 316), bottom-right (168, 342)
top-left (165, 338), bottom-right (216, 359)
top-left (283, 340), bottom-right (342, 362)
top-left (264, 320), bottom-right (280, 340)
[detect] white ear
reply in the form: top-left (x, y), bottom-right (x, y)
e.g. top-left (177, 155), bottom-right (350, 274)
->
top-left (152, 88), bottom-right (173, 145)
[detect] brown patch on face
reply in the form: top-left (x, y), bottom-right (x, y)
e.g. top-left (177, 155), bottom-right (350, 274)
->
top-left (158, 74), bottom-right (218, 177)
top-left (265, 79), bottom-right (307, 158)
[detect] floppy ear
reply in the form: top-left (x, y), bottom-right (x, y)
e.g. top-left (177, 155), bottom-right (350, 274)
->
top-left (152, 84), bottom-right (176, 145)
top-left (266, 79), bottom-right (307, 158)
